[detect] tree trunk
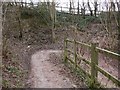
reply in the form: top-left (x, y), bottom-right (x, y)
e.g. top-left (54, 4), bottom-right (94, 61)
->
top-left (116, 2), bottom-right (120, 38)
top-left (81, 1), bottom-right (85, 19)
top-left (88, 1), bottom-right (93, 16)
top-left (17, 6), bottom-right (22, 40)
top-left (50, 1), bottom-right (56, 43)
top-left (116, 1), bottom-right (120, 54)
top-left (69, 1), bottom-right (72, 14)
top-left (94, 1), bottom-right (98, 17)
top-left (77, 1), bottom-right (79, 15)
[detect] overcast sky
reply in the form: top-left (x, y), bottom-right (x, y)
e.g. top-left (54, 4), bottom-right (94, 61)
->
top-left (3, 0), bottom-right (120, 4)
top-left (24, 0), bottom-right (119, 3)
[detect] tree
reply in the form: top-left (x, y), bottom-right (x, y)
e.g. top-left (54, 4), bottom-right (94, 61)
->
top-left (0, 1), bottom-right (2, 45)
top-left (87, 0), bottom-right (93, 16)
top-left (49, 0), bottom-right (56, 43)
top-left (69, 1), bottom-right (72, 14)
top-left (81, 0), bottom-right (86, 19)
top-left (94, 0), bottom-right (98, 17)
top-left (116, 0), bottom-right (120, 40)
top-left (77, 0), bottom-right (80, 15)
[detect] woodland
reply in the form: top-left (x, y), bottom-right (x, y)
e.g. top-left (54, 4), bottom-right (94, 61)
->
top-left (1, 0), bottom-right (120, 88)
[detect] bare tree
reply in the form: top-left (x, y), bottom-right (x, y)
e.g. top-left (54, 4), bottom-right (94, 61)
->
top-left (116, 0), bottom-right (120, 11)
top-left (50, 0), bottom-right (56, 43)
top-left (14, 0), bottom-right (18, 6)
top-left (116, 0), bottom-right (120, 39)
top-left (77, 0), bottom-right (80, 15)
top-left (69, 1), bottom-right (72, 14)
top-left (87, 0), bottom-right (93, 16)
top-left (94, 0), bottom-right (98, 17)
top-left (99, 1), bottom-right (110, 33)
top-left (0, 2), bottom-right (2, 88)
top-left (21, 0), bottom-right (24, 7)
top-left (46, 0), bottom-right (50, 9)
top-left (81, 0), bottom-right (86, 19)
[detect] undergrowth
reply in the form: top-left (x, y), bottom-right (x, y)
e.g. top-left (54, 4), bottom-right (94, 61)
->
top-left (2, 44), bottom-right (27, 88)
top-left (21, 5), bottom-right (100, 30)
top-left (57, 12), bottom-right (100, 30)
top-left (21, 3), bottom-right (52, 26)
top-left (64, 61), bottom-right (104, 89)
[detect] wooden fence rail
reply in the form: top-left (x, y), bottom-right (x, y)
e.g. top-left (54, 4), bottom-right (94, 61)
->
top-left (64, 38), bottom-right (120, 88)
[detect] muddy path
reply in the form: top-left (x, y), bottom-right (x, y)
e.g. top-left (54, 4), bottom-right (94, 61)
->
top-left (28, 50), bottom-right (76, 88)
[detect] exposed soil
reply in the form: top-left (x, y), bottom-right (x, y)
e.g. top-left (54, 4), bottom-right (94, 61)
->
top-left (28, 50), bottom-right (75, 88)
top-left (2, 5), bottom-right (119, 88)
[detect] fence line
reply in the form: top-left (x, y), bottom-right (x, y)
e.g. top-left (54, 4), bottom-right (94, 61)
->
top-left (64, 38), bottom-right (120, 88)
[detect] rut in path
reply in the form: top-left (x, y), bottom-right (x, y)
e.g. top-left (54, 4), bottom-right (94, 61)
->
top-left (29, 50), bottom-right (76, 88)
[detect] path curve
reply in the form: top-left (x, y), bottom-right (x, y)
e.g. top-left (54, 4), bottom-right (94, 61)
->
top-left (29, 50), bottom-right (74, 88)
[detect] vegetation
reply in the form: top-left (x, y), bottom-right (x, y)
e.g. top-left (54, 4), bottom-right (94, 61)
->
top-left (64, 38), bottom-right (120, 88)
top-left (2, 29), bottom-right (27, 87)
top-left (2, 0), bottom-right (120, 88)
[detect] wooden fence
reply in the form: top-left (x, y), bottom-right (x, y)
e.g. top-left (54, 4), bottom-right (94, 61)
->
top-left (64, 38), bottom-right (120, 88)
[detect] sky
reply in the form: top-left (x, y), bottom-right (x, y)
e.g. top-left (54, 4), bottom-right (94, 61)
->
top-left (3, 0), bottom-right (120, 4)
top-left (25, 0), bottom-right (119, 3)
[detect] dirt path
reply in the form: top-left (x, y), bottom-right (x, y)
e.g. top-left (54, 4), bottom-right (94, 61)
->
top-left (29, 50), bottom-right (75, 88)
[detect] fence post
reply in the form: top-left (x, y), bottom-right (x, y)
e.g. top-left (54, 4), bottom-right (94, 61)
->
top-left (74, 39), bottom-right (77, 69)
top-left (90, 43), bottom-right (98, 88)
top-left (64, 37), bottom-right (67, 63)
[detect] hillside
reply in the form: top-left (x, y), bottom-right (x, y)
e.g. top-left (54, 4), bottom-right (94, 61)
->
top-left (2, 2), bottom-right (120, 88)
